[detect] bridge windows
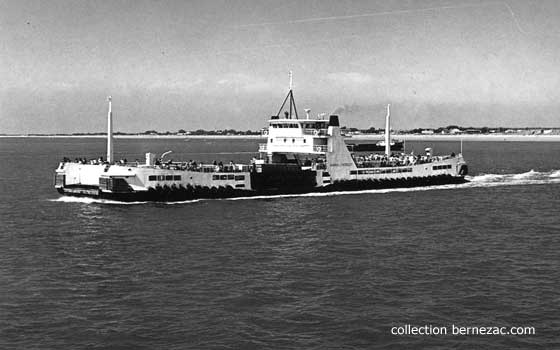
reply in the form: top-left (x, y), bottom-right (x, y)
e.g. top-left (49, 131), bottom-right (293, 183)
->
top-left (270, 123), bottom-right (300, 128)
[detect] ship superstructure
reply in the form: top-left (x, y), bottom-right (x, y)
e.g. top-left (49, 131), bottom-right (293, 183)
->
top-left (54, 77), bottom-right (468, 202)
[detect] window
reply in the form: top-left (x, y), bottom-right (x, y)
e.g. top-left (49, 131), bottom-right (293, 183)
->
top-left (235, 184), bottom-right (245, 188)
top-left (350, 170), bottom-right (357, 175)
top-left (270, 138), bottom-right (273, 143)
top-left (148, 175), bottom-right (157, 181)
top-left (234, 175), bottom-right (245, 181)
top-left (212, 175), bottom-right (219, 180)
top-left (173, 175), bottom-right (181, 181)
top-left (292, 138), bottom-right (295, 143)
top-left (165, 175), bottom-right (173, 181)
top-left (157, 175), bottom-right (164, 181)
top-left (303, 139), bottom-right (306, 143)
top-left (227, 174), bottom-right (234, 180)
top-left (220, 175), bottom-right (228, 180)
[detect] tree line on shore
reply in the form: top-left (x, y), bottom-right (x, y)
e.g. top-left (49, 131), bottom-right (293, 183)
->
top-left (17, 125), bottom-right (559, 137)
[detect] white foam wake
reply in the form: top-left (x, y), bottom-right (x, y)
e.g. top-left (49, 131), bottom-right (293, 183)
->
top-left (49, 197), bottom-right (148, 205)
top-left (49, 169), bottom-right (560, 205)
top-left (463, 169), bottom-right (560, 192)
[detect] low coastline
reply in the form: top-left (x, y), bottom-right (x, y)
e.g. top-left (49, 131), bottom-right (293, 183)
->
top-left (3, 134), bottom-right (560, 142)
top-left (351, 134), bottom-right (560, 142)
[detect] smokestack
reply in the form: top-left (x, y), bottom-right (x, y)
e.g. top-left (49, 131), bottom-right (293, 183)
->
top-left (385, 103), bottom-right (391, 156)
top-left (107, 96), bottom-right (113, 163)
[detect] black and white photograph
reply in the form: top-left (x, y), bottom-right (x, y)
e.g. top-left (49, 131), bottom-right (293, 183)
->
top-left (1, 0), bottom-right (559, 348)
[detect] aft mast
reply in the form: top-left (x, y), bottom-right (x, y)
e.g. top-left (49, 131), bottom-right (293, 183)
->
top-left (385, 103), bottom-right (391, 156)
top-left (107, 96), bottom-right (114, 163)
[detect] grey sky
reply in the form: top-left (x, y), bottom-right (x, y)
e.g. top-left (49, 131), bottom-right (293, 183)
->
top-left (1, 0), bottom-right (559, 133)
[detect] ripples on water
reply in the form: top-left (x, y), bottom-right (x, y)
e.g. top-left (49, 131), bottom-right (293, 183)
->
top-left (1, 138), bottom-right (560, 349)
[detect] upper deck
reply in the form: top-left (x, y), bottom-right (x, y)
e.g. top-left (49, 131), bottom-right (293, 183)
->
top-left (261, 118), bottom-right (331, 154)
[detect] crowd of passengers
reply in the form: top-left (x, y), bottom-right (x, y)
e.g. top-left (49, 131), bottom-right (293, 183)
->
top-left (157, 159), bottom-right (245, 172)
top-left (62, 156), bottom-right (111, 165)
top-left (63, 156), bottom-right (246, 172)
top-left (353, 152), bottom-right (456, 168)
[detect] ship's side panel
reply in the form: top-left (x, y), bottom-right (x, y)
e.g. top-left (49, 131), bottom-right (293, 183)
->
top-left (59, 163), bottom-right (106, 187)
top-left (346, 156), bottom-right (466, 181)
top-left (56, 162), bottom-right (257, 201)
top-left (325, 126), bottom-right (358, 181)
top-left (250, 164), bottom-right (316, 193)
top-left (131, 168), bottom-right (251, 190)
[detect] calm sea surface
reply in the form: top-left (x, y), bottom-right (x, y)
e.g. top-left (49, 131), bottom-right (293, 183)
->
top-left (1, 137), bottom-right (559, 349)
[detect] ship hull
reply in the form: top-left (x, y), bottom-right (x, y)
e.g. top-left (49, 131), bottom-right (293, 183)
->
top-left (56, 174), bottom-right (467, 202)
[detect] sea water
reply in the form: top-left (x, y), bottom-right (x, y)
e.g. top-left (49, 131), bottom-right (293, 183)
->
top-left (1, 137), bottom-right (559, 349)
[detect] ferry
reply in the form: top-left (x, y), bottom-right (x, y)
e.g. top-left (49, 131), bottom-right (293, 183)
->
top-left (54, 78), bottom-right (468, 202)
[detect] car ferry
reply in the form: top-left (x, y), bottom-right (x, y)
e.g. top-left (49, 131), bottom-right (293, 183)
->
top-left (54, 79), bottom-right (468, 202)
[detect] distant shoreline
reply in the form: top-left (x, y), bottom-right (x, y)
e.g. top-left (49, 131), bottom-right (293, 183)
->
top-left (2, 134), bottom-right (560, 142)
top-left (351, 134), bottom-right (560, 142)
top-left (0, 134), bottom-right (263, 139)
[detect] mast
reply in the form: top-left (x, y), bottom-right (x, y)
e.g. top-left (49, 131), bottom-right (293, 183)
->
top-left (107, 96), bottom-right (113, 163)
top-left (289, 70), bottom-right (293, 91)
top-left (385, 103), bottom-right (391, 156)
top-left (275, 71), bottom-right (298, 119)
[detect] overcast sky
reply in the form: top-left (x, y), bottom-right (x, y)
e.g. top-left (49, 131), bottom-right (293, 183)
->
top-left (1, 0), bottom-right (559, 133)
